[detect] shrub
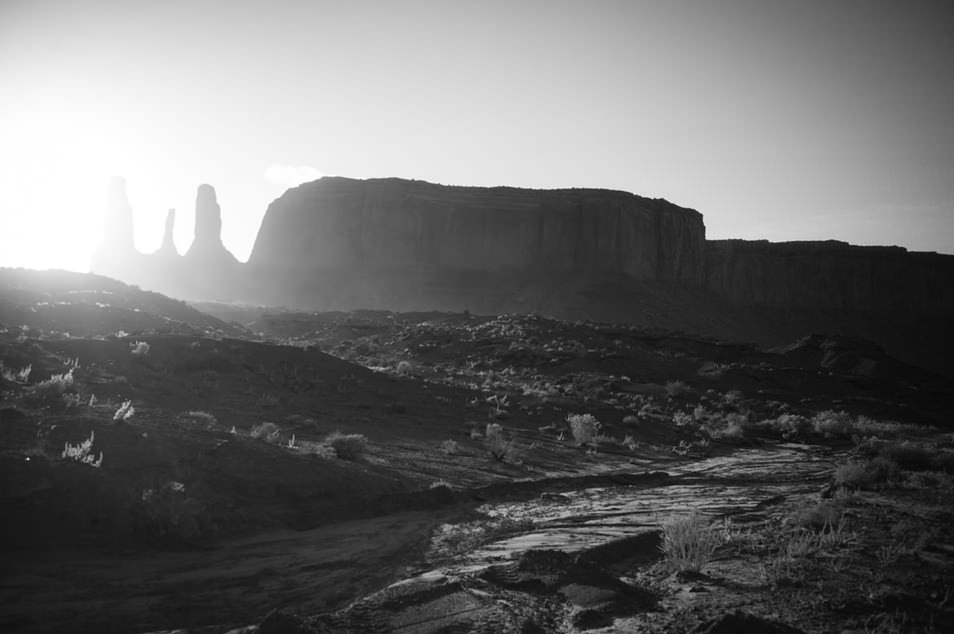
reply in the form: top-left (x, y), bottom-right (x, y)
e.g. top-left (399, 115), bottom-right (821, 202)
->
top-left (62, 431), bottom-right (103, 468)
top-left (326, 431), bottom-right (369, 460)
top-left (485, 423), bottom-right (519, 462)
top-left (834, 456), bottom-right (898, 489)
top-left (659, 510), bottom-right (721, 572)
top-left (113, 400), bottom-right (135, 421)
top-left (709, 412), bottom-right (747, 440)
top-left (250, 421), bottom-right (281, 443)
top-left (811, 410), bottom-right (854, 439)
top-left (130, 341), bottom-right (150, 357)
top-left (567, 413), bottom-right (601, 447)
top-left (440, 439), bottom-right (461, 455)
top-left (665, 380), bottom-right (693, 398)
top-left (134, 480), bottom-right (210, 545)
top-left (30, 368), bottom-right (75, 400)
top-left (759, 413), bottom-right (811, 440)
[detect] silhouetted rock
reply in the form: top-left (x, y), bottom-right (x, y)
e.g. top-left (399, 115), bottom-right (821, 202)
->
top-left (90, 176), bottom-right (137, 276)
top-left (245, 176), bottom-right (705, 309)
top-left (156, 208), bottom-right (178, 257)
top-left (705, 239), bottom-right (954, 313)
top-left (182, 184), bottom-right (239, 299)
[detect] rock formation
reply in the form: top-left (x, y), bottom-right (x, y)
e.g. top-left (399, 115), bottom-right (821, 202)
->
top-left (90, 176), bottom-right (136, 275)
top-left (155, 209), bottom-right (178, 257)
top-left (91, 176), bottom-right (954, 375)
top-left (90, 181), bottom-right (239, 301)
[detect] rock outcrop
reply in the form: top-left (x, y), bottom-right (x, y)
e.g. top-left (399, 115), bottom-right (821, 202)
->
top-left (90, 182), bottom-right (239, 301)
top-left (90, 177), bottom-right (137, 273)
top-left (155, 209), bottom-right (178, 257)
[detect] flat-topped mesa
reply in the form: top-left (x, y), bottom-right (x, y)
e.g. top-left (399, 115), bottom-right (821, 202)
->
top-left (247, 176), bottom-right (706, 284)
top-left (705, 239), bottom-right (954, 314)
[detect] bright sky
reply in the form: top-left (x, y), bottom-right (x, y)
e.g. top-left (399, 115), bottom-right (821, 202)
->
top-left (1, 0), bottom-right (952, 271)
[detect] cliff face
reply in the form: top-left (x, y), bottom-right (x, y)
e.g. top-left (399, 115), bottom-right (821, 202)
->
top-left (705, 239), bottom-right (954, 314)
top-left (247, 177), bottom-right (705, 283)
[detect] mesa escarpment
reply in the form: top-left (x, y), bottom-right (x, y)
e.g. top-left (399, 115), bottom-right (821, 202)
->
top-left (243, 178), bottom-right (706, 312)
top-left (92, 176), bottom-right (954, 374)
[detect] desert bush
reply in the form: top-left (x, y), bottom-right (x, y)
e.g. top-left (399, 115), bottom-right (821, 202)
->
top-left (30, 368), bottom-right (75, 400)
top-left (296, 440), bottom-right (337, 458)
top-left (0, 362), bottom-right (31, 383)
top-left (440, 439), bottom-right (461, 455)
top-left (61, 431), bottom-right (103, 468)
top-left (665, 380), bottom-right (693, 398)
top-left (811, 410), bottom-right (855, 439)
top-left (130, 340), bottom-right (150, 357)
top-left (753, 413), bottom-right (811, 440)
top-left (250, 421), bottom-right (282, 442)
top-left (708, 412), bottom-right (748, 440)
top-left (61, 392), bottom-right (82, 410)
top-left (113, 400), bottom-right (135, 421)
top-left (484, 423), bottom-right (520, 462)
top-left (133, 480), bottom-right (211, 545)
top-left (567, 413), bottom-right (601, 447)
top-left (326, 431), bottom-right (369, 460)
top-left (834, 456), bottom-right (899, 489)
top-left (672, 411), bottom-right (695, 428)
top-left (659, 510), bottom-right (721, 572)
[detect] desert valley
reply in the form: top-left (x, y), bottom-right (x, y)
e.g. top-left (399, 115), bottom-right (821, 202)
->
top-left (1, 176), bottom-right (953, 634)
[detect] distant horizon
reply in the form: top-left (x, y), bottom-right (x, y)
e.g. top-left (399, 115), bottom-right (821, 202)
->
top-left (2, 1), bottom-right (953, 270)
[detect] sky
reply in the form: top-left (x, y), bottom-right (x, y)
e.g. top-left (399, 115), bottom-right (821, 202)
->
top-left (1, 0), bottom-right (952, 271)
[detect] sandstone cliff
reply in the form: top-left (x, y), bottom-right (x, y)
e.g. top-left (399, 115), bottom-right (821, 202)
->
top-left (245, 177), bottom-right (705, 307)
top-left (706, 239), bottom-right (954, 314)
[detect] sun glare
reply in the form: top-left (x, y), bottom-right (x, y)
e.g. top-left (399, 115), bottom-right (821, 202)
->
top-left (0, 108), bottom-right (144, 272)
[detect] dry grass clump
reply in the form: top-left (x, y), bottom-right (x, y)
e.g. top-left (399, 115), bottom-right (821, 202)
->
top-left (659, 510), bottom-right (722, 572)
top-left (325, 431), bottom-right (369, 460)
